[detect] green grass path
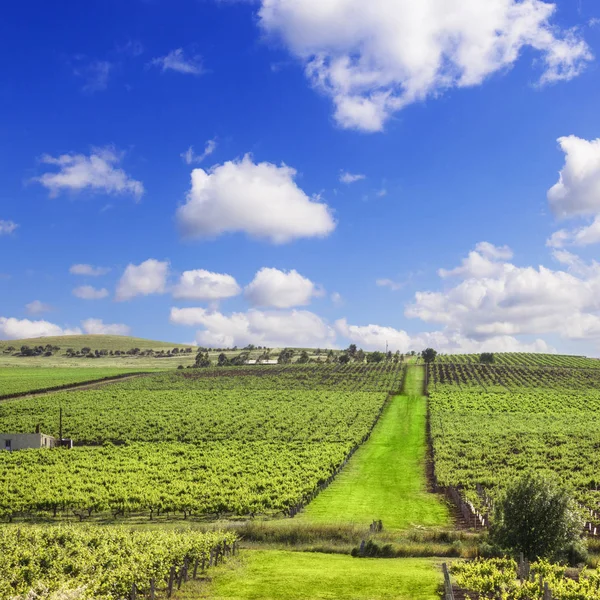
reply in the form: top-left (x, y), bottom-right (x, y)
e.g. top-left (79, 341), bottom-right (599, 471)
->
top-left (298, 366), bottom-right (449, 529)
top-left (186, 551), bottom-right (441, 600)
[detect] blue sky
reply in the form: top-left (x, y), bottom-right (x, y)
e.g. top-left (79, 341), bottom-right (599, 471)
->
top-left (2, 0), bottom-right (600, 354)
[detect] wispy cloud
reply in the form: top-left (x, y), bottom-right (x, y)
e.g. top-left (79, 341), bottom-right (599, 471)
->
top-left (376, 278), bottom-right (404, 291)
top-left (75, 60), bottom-right (112, 93)
top-left (339, 171), bottom-right (366, 184)
top-left (0, 220), bottom-right (18, 236)
top-left (150, 48), bottom-right (204, 75)
top-left (181, 139), bottom-right (217, 165)
top-left (33, 146), bottom-right (144, 201)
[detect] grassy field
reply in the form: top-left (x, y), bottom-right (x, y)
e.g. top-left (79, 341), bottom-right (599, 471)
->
top-left (0, 335), bottom-right (190, 352)
top-left (179, 551), bottom-right (442, 600)
top-left (299, 366), bottom-right (449, 530)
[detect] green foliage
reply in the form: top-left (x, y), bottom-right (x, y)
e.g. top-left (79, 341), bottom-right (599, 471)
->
top-left (421, 348), bottom-right (437, 364)
top-left (0, 364), bottom-right (405, 519)
top-left (0, 367), bottom-right (144, 397)
top-left (452, 558), bottom-right (600, 599)
top-left (366, 351), bottom-right (385, 363)
top-left (429, 362), bottom-right (600, 519)
top-left (0, 525), bottom-right (235, 600)
top-left (490, 473), bottom-right (584, 561)
top-left (479, 352), bottom-right (495, 364)
top-left (195, 351), bottom-right (211, 368)
top-left (278, 348), bottom-right (295, 364)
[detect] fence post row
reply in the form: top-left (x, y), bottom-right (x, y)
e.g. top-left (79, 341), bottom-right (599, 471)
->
top-left (442, 563), bottom-right (455, 600)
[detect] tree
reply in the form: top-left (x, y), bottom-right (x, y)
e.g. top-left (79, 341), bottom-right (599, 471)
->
top-left (217, 353), bottom-right (229, 367)
top-left (195, 352), bottom-right (211, 368)
top-left (366, 351), bottom-right (385, 363)
top-left (490, 473), bottom-right (585, 562)
top-left (346, 344), bottom-right (357, 358)
top-left (297, 350), bottom-right (310, 364)
top-left (421, 348), bottom-right (437, 363)
top-left (480, 352), bottom-right (495, 364)
top-left (278, 348), bottom-right (295, 364)
top-left (337, 353), bottom-right (351, 364)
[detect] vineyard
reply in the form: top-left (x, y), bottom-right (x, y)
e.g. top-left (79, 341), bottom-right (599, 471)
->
top-left (0, 367), bottom-right (147, 398)
top-left (435, 352), bottom-right (600, 369)
top-left (0, 525), bottom-right (236, 600)
top-left (451, 558), bottom-right (600, 599)
top-left (0, 363), bottom-right (405, 521)
top-left (428, 362), bottom-right (600, 530)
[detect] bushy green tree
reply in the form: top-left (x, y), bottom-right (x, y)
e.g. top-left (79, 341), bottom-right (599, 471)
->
top-left (217, 353), bottom-right (229, 367)
top-left (490, 473), bottom-right (585, 562)
top-left (421, 348), bottom-right (437, 363)
top-left (480, 352), bottom-right (495, 364)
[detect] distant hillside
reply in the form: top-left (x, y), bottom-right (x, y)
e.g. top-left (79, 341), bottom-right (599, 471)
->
top-left (0, 335), bottom-right (192, 353)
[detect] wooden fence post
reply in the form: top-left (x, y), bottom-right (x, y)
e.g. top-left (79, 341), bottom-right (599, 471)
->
top-left (442, 563), bottom-right (454, 600)
top-left (167, 566), bottom-right (176, 598)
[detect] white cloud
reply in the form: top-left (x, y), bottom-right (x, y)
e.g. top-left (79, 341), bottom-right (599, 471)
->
top-left (376, 278), bottom-right (403, 291)
top-left (34, 147), bottom-right (144, 200)
top-left (339, 171), bottom-right (365, 184)
top-left (439, 242), bottom-right (513, 278)
top-left (170, 307), bottom-right (335, 348)
top-left (75, 60), bottom-right (112, 93)
top-left (69, 264), bottom-right (111, 277)
top-left (73, 285), bottom-right (109, 300)
top-left (81, 318), bottom-right (131, 336)
top-left (259, 0), bottom-right (591, 131)
top-left (0, 220), bottom-right (18, 235)
top-left (176, 154), bottom-right (336, 243)
top-left (172, 269), bottom-right (241, 301)
top-left (0, 317), bottom-right (81, 340)
top-left (245, 267), bottom-right (319, 308)
top-left (548, 216), bottom-right (600, 248)
top-left (548, 136), bottom-right (600, 218)
top-left (181, 139), bottom-right (217, 165)
top-left (405, 242), bottom-right (600, 343)
top-left (25, 300), bottom-right (53, 315)
top-left (115, 259), bottom-right (169, 301)
top-left (335, 318), bottom-right (553, 354)
top-left (150, 48), bottom-right (204, 75)
top-left (331, 291), bottom-right (343, 306)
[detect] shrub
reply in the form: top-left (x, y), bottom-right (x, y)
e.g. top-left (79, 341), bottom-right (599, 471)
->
top-left (490, 473), bottom-right (585, 562)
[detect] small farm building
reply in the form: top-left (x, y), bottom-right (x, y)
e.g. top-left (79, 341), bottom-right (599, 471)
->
top-left (0, 432), bottom-right (56, 451)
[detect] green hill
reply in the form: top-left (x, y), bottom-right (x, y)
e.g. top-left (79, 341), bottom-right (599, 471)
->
top-left (0, 334), bottom-right (191, 353)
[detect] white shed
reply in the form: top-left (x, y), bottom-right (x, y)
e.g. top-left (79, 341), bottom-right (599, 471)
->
top-left (0, 432), bottom-right (56, 451)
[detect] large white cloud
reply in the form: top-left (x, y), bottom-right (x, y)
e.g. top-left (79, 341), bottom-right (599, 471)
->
top-left (259, 0), bottom-right (591, 131)
top-left (244, 267), bottom-right (320, 308)
top-left (547, 136), bottom-right (600, 247)
top-left (34, 147), bottom-right (143, 200)
top-left (548, 136), bottom-right (600, 218)
top-left (406, 242), bottom-right (600, 343)
top-left (172, 269), bottom-right (241, 301)
top-left (335, 318), bottom-right (552, 354)
top-left (115, 259), bottom-right (169, 302)
top-left (170, 307), bottom-right (335, 348)
top-left (81, 318), bottom-right (131, 336)
top-left (0, 317), bottom-right (81, 340)
top-left (73, 285), bottom-right (109, 300)
top-left (176, 154), bottom-right (336, 243)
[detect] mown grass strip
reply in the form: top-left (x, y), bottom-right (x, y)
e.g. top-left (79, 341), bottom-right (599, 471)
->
top-left (298, 366), bottom-right (449, 530)
top-left (180, 550), bottom-right (442, 600)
